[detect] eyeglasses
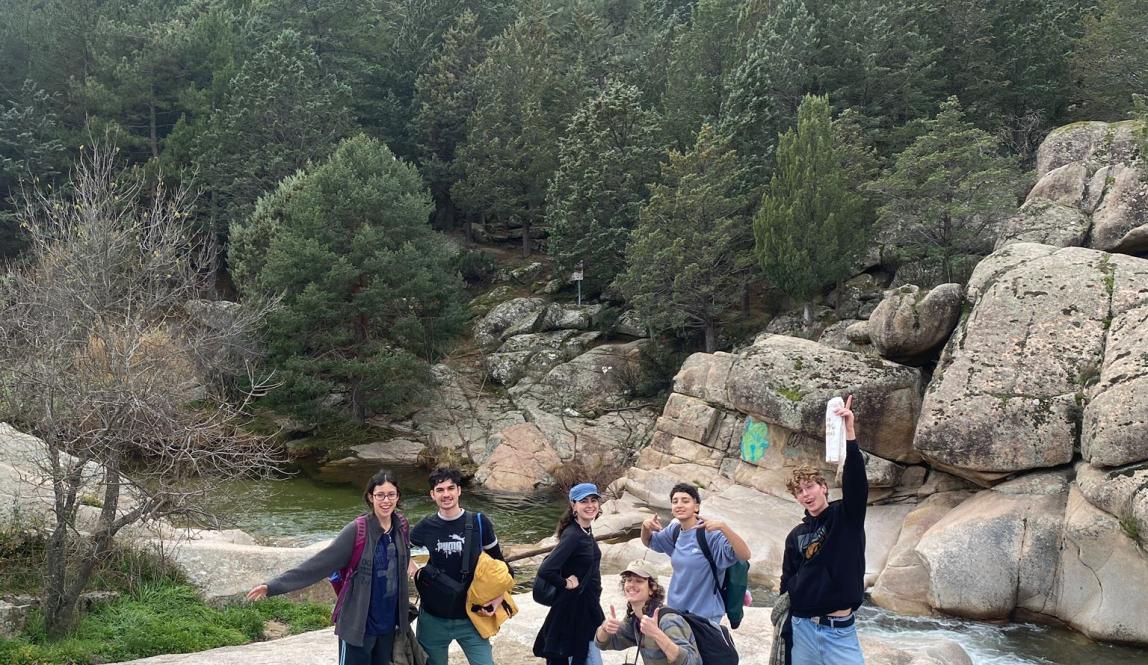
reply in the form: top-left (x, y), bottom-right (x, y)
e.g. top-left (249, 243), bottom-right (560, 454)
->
top-left (371, 491), bottom-right (399, 501)
top-left (470, 603), bottom-right (495, 614)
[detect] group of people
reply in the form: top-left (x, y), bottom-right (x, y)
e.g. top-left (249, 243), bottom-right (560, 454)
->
top-left (247, 397), bottom-right (868, 665)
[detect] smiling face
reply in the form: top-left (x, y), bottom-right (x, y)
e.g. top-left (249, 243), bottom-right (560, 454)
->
top-left (370, 481), bottom-right (399, 522)
top-left (621, 573), bottom-right (652, 605)
top-left (430, 479), bottom-right (461, 516)
top-left (571, 495), bottom-right (601, 524)
top-left (794, 478), bottom-right (830, 516)
top-left (670, 491), bottom-right (700, 524)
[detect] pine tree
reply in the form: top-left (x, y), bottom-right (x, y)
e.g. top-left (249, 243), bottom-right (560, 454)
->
top-left (230, 134), bottom-right (466, 420)
top-left (413, 11), bottom-right (486, 231)
top-left (185, 29), bottom-right (352, 242)
top-left (452, 2), bottom-right (591, 256)
top-left (872, 96), bottom-right (1022, 285)
top-left (547, 81), bottom-right (663, 295)
top-left (1070, 0), bottom-right (1148, 120)
top-left (0, 80), bottom-right (66, 258)
top-left (812, 0), bottom-right (942, 149)
top-left (618, 125), bottom-right (754, 352)
top-left (753, 95), bottom-right (867, 323)
top-left (661, 0), bottom-right (749, 150)
top-left (721, 0), bottom-right (819, 183)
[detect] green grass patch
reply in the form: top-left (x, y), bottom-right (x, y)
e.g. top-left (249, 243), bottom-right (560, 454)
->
top-left (0, 585), bottom-right (331, 665)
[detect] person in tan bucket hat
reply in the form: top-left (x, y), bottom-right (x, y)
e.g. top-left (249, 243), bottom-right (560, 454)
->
top-left (595, 561), bottom-right (703, 665)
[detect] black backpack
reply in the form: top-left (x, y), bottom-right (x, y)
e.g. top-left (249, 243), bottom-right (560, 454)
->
top-left (658, 607), bottom-right (739, 665)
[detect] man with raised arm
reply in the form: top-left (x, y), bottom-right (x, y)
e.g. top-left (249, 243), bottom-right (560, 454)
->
top-left (780, 395), bottom-right (867, 665)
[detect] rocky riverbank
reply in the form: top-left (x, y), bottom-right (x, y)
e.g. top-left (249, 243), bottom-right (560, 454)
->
top-left (112, 583), bottom-right (973, 665)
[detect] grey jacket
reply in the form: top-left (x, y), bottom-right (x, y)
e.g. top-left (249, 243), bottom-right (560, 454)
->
top-left (266, 513), bottom-right (411, 648)
top-left (596, 610), bottom-right (702, 665)
top-left (770, 592), bottom-right (790, 665)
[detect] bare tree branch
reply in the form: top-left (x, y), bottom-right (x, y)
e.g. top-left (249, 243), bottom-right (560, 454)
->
top-left (0, 139), bottom-right (284, 637)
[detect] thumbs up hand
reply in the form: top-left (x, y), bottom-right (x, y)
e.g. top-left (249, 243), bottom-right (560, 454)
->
top-left (601, 604), bottom-right (621, 635)
top-left (639, 608), bottom-right (665, 639)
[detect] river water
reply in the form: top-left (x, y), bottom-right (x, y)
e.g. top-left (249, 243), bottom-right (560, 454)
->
top-left (213, 463), bottom-right (1148, 665)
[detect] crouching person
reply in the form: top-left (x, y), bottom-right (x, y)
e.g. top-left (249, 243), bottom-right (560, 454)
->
top-left (595, 562), bottom-right (702, 665)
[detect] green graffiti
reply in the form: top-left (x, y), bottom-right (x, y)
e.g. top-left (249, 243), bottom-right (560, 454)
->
top-left (740, 417), bottom-right (769, 463)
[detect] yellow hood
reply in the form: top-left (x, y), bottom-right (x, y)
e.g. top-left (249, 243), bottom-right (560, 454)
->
top-left (465, 552), bottom-right (519, 638)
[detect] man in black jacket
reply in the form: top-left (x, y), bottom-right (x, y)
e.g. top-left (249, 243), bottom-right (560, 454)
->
top-left (780, 395), bottom-right (867, 665)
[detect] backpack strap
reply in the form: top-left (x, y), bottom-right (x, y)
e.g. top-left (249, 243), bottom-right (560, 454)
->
top-left (395, 511), bottom-right (411, 548)
top-left (695, 527), bottom-right (724, 597)
top-left (349, 514), bottom-right (368, 573)
top-left (460, 511), bottom-right (477, 581)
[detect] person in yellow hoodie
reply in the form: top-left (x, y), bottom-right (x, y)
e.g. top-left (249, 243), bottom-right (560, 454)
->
top-left (465, 551), bottom-right (518, 639)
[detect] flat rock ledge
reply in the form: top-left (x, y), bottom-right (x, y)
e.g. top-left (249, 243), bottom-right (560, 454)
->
top-left (113, 585), bottom-right (972, 665)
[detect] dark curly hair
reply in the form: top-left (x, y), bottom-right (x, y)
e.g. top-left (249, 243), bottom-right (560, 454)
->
top-left (621, 574), bottom-right (665, 620)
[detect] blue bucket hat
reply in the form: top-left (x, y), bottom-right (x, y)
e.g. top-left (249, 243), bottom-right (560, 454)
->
top-left (569, 482), bottom-right (600, 502)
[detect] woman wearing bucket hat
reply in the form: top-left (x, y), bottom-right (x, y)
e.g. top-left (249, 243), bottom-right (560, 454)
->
top-left (595, 561), bottom-right (702, 665)
top-left (533, 482), bottom-right (606, 665)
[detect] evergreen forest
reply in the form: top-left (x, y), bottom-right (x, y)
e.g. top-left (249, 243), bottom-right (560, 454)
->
top-left (3, 0), bottom-right (1147, 421)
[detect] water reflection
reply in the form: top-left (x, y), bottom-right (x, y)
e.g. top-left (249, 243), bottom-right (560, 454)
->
top-left (211, 461), bottom-right (567, 547)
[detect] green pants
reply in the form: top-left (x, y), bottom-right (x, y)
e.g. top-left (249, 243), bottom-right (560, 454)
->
top-left (415, 612), bottom-right (493, 665)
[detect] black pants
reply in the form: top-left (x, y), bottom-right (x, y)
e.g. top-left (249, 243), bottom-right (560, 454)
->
top-left (546, 657), bottom-right (590, 665)
top-left (340, 631), bottom-right (396, 665)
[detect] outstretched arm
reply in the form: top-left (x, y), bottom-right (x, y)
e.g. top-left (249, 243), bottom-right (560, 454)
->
top-left (701, 519), bottom-right (751, 561)
top-left (837, 396), bottom-right (867, 519)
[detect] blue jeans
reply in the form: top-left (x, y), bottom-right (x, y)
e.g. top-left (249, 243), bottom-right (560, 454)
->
top-left (547, 641), bottom-right (603, 665)
top-left (790, 616), bottom-right (865, 665)
top-left (416, 612), bottom-right (493, 665)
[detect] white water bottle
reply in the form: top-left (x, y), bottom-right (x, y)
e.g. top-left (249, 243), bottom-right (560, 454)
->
top-left (825, 397), bottom-right (846, 465)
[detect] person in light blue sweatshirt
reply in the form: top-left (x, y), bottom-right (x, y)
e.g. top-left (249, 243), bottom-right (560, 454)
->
top-left (640, 483), bottom-right (751, 624)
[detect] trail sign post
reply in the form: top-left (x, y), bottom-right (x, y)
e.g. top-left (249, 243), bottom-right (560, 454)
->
top-left (572, 261), bottom-right (584, 306)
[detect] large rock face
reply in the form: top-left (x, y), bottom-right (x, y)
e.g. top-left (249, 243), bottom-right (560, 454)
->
top-left (472, 297), bottom-right (550, 350)
top-left (913, 243), bottom-right (1148, 483)
top-left (868, 284), bottom-right (963, 364)
top-left (1052, 486), bottom-right (1148, 644)
top-left (1089, 163), bottom-right (1148, 253)
top-left (869, 491), bottom-right (974, 614)
top-left (1080, 252), bottom-right (1148, 467)
top-left (675, 334), bottom-right (922, 463)
top-left (473, 423), bottom-right (560, 492)
top-left (1074, 462), bottom-right (1148, 550)
top-left (913, 473), bottom-right (1068, 620)
top-left (485, 329), bottom-right (600, 385)
top-left (1035, 120), bottom-right (1141, 177)
top-left (510, 340), bottom-right (648, 413)
top-left (1002, 120), bottom-right (1148, 254)
top-left (411, 364), bottom-right (525, 456)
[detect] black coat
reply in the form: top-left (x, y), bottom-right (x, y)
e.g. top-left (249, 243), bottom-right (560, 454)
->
top-left (533, 524), bottom-right (605, 659)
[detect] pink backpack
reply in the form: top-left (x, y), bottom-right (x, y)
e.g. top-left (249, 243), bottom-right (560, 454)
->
top-left (330, 513), bottom-right (410, 623)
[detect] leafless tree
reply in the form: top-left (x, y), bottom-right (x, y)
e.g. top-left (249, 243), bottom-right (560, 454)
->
top-left (0, 142), bottom-right (284, 637)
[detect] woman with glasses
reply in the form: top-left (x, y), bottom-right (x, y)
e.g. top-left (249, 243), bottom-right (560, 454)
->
top-left (246, 469), bottom-right (418, 665)
top-left (533, 482), bottom-right (606, 665)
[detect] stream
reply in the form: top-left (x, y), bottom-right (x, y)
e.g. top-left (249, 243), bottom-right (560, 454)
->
top-left (213, 462), bottom-right (1148, 665)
